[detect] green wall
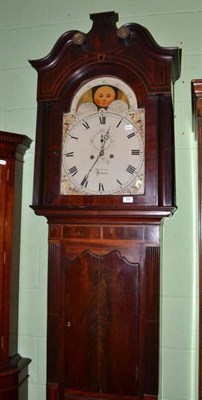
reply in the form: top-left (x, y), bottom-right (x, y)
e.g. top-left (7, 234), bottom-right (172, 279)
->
top-left (0, 1), bottom-right (200, 399)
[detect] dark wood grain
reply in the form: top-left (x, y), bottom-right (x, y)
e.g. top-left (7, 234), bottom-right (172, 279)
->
top-left (64, 250), bottom-right (139, 395)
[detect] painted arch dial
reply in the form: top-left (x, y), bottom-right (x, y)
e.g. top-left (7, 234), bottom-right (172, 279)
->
top-left (61, 111), bottom-right (144, 195)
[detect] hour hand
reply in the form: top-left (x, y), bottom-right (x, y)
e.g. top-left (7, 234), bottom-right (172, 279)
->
top-left (100, 126), bottom-right (110, 154)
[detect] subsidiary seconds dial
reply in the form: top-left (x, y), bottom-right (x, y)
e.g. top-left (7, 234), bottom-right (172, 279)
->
top-left (62, 111), bottom-right (144, 195)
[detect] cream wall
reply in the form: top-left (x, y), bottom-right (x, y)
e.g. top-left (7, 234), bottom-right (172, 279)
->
top-left (0, 1), bottom-right (200, 400)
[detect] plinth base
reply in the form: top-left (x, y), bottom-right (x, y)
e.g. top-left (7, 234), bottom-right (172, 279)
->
top-left (0, 354), bottom-right (31, 400)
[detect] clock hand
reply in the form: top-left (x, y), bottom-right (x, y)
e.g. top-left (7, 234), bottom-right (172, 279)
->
top-left (81, 127), bottom-right (111, 186)
top-left (81, 151), bottom-right (102, 186)
top-left (100, 126), bottom-right (110, 155)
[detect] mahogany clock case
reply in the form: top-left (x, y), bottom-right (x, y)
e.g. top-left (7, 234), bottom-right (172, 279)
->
top-left (30, 11), bottom-right (181, 216)
top-left (30, 11), bottom-right (181, 400)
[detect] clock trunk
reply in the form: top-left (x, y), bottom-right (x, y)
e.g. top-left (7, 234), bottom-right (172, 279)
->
top-left (47, 222), bottom-right (160, 400)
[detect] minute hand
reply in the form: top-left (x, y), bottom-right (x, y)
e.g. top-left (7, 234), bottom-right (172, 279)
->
top-left (81, 127), bottom-right (110, 185)
top-left (85, 151), bottom-right (102, 177)
top-left (81, 150), bottom-right (103, 186)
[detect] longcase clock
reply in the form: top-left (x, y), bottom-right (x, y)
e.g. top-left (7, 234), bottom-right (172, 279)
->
top-left (30, 11), bottom-right (181, 400)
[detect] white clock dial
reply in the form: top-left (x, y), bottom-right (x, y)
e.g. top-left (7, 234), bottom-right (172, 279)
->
top-left (61, 111), bottom-right (144, 195)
